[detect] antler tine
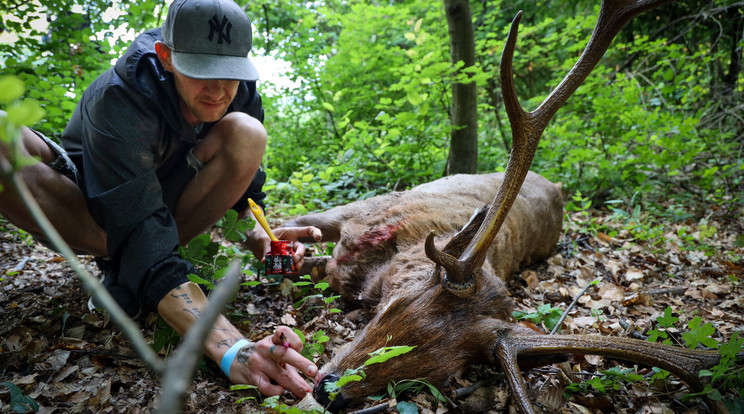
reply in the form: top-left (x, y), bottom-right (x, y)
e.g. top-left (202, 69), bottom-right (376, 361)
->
top-left (494, 332), bottom-right (727, 414)
top-left (458, 0), bottom-right (676, 273)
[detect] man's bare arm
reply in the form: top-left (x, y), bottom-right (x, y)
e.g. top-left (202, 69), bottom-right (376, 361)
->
top-left (157, 281), bottom-right (317, 397)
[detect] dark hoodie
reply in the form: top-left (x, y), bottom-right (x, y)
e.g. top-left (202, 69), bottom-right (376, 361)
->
top-left (61, 27), bottom-right (266, 314)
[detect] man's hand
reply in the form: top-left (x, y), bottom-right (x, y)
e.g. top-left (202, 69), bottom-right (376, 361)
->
top-left (226, 327), bottom-right (318, 397)
top-left (158, 282), bottom-right (318, 397)
top-left (245, 225), bottom-right (322, 268)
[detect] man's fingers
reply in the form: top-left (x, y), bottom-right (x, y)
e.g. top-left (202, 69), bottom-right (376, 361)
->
top-left (277, 346), bottom-right (318, 378)
top-left (264, 363), bottom-right (312, 397)
top-left (269, 326), bottom-right (318, 378)
top-left (253, 373), bottom-right (285, 397)
top-left (274, 226), bottom-right (322, 242)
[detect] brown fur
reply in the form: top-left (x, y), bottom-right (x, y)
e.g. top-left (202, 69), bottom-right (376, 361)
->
top-left (284, 171), bottom-right (563, 399)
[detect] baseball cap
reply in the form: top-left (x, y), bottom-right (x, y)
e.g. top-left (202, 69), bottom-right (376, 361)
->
top-left (161, 0), bottom-right (259, 81)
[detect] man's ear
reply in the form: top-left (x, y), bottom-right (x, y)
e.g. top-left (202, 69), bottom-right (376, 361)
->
top-left (155, 41), bottom-right (174, 72)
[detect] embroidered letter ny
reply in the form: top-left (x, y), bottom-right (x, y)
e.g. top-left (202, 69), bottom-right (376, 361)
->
top-left (208, 15), bottom-right (232, 44)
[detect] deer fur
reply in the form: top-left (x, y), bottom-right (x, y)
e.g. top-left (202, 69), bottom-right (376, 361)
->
top-left (284, 171), bottom-right (564, 403)
top-left (287, 171), bottom-right (562, 313)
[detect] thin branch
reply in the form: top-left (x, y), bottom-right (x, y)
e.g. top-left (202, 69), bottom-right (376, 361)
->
top-left (157, 260), bottom-right (243, 414)
top-left (550, 278), bottom-right (600, 335)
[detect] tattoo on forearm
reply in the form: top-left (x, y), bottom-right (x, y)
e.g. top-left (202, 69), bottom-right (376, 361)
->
top-left (170, 292), bottom-right (193, 304)
top-left (184, 307), bottom-right (201, 318)
top-left (216, 337), bottom-right (243, 349)
top-left (236, 342), bottom-right (256, 364)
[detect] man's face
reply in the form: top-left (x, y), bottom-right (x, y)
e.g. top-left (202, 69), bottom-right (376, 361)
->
top-left (155, 41), bottom-right (240, 125)
top-left (171, 70), bottom-right (240, 125)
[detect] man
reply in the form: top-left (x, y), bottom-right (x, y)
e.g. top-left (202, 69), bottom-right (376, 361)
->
top-left (0, 0), bottom-right (319, 398)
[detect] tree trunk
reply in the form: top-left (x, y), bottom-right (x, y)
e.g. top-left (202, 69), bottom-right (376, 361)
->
top-left (444, 0), bottom-right (478, 175)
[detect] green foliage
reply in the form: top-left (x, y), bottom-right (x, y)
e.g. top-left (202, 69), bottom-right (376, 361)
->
top-left (388, 378), bottom-right (447, 405)
top-left (0, 76), bottom-right (46, 173)
top-left (4, 0), bottom-right (740, 219)
top-left (292, 274), bottom-right (342, 315)
top-left (646, 306), bottom-right (744, 406)
top-left (568, 306), bottom-right (743, 405)
top-left (1, 381), bottom-right (39, 413)
top-left (322, 344), bottom-right (416, 400)
top-left (692, 332), bottom-right (744, 408)
top-left (179, 211), bottom-right (258, 289)
top-left (228, 384), bottom-right (259, 404)
top-left (564, 191), bottom-right (600, 237)
top-left (1, 1), bottom-right (165, 136)
top-left (293, 327), bottom-right (330, 361)
top-left (564, 366), bottom-right (644, 398)
top-left (512, 303), bottom-right (563, 332)
top-left (683, 316), bottom-right (719, 350)
top-left (151, 316), bottom-right (180, 355)
top-left (259, 395), bottom-right (326, 413)
top-left (646, 306), bottom-right (678, 345)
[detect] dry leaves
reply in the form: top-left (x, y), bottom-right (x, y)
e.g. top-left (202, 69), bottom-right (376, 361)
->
top-left (1, 207), bottom-right (742, 413)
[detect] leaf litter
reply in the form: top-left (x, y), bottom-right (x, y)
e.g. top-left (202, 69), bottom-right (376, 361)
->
top-left (0, 206), bottom-right (742, 413)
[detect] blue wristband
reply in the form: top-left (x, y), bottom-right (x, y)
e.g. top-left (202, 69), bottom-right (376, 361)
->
top-left (220, 339), bottom-right (251, 377)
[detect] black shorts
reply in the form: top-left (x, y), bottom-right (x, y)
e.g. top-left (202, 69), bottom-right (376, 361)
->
top-left (32, 129), bottom-right (79, 185)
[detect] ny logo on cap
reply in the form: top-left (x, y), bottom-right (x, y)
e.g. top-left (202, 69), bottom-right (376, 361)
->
top-left (207, 14), bottom-right (232, 44)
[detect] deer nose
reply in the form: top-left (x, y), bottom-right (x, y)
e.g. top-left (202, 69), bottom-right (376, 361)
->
top-left (313, 374), bottom-right (352, 413)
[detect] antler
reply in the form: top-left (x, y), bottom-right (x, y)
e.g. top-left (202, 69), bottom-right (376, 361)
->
top-left (493, 332), bottom-right (729, 414)
top-left (426, 0), bottom-right (677, 283)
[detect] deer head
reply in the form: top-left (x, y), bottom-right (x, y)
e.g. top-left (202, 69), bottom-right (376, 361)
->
top-left (299, 1), bottom-right (735, 413)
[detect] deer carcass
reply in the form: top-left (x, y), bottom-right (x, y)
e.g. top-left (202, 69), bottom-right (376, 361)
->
top-left (289, 170), bottom-right (562, 310)
top-left (285, 1), bottom-right (730, 413)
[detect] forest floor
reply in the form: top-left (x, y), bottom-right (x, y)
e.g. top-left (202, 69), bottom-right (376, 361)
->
top-left (0, 205), bottom-right (742, 414)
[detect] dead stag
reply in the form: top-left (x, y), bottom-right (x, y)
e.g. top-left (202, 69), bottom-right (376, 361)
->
top-left (285, 1), bottom-right (735, 413)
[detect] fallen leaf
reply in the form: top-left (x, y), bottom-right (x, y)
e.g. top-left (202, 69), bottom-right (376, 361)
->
top-left (280, 313), bottom-right (297, 326)
top-left (598, 283), bottom-right (625, 302)
top-left (625, 268), bottom-right (644, 282)
top-left (521, 270), bottom-right (540, 288)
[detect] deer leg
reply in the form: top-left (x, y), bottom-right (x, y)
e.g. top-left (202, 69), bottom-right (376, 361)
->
top-left (493, 331), bottom-right (729, 414)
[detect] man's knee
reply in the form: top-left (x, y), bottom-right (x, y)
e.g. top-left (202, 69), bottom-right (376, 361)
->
top-left (213, 112), bottom-right (267, 154)
top-left (194, 112), bottom-right (266, 177)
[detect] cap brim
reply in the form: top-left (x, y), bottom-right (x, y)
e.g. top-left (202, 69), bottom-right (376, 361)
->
top-left (171, 52), bottom-right (259, 81)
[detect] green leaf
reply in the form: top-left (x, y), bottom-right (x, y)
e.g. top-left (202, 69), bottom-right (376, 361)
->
top-left (2, 381), bottom-right (40, 413)
top-left (365, 345), bottom-right (415, 365)
top-left (6, 100), bottom-right (46, 127)
top-left (406, 90), bottom-right (422, 106)
top-left (683, 316), bottom-right (718, 349)
top-left (337, 374), bottom-right (363, 387)
top-left (396, 401), bottom-right (419, 414)
top-left (0, 77), bottom-right (25, 104)
top-left (656, 306), bottom-right (678, 328)
top-left (187, 273), bottom-right (215, 290)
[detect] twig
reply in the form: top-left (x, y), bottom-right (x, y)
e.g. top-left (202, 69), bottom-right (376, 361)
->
top-left (157, 260), bottom-right (243, 414)
top-left (645, 286), bottom-right (687, 296)
top-left (453, 373), bottom-right (504, 399)
top-left (11, 256), bottom-right (30, 272)
top-left (550, 278), bottom-right (600, 335)
top-left (347, 403), bottom-right (393, 414)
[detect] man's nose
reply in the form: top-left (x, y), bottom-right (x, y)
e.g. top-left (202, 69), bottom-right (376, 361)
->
top-left (203, 79), bottom-right (227, 97)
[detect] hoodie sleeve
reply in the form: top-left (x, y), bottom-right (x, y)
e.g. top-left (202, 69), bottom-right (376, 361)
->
top-left (79, 71), bottom-right (194, 313)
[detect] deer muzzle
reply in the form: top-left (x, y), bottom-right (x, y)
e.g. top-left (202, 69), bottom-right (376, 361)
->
top-left (313, 373), bottom-right (352, 413)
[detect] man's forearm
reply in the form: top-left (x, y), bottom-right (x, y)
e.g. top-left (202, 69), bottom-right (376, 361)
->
top-left (157, 281), bottom-right (245, 362)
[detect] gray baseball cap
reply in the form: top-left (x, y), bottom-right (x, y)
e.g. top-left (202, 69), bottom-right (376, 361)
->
top-left (161, 0), bottom-right (259, 81)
